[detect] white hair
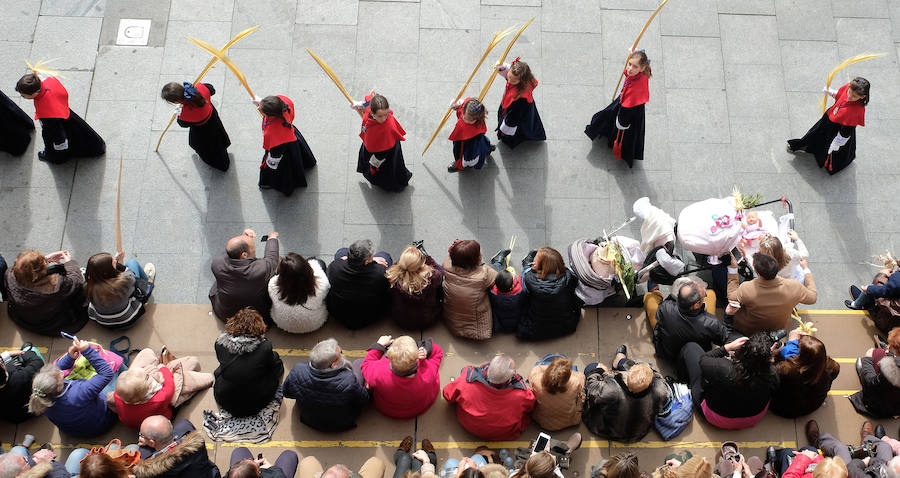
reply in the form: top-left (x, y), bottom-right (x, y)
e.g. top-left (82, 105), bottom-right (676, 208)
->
top-left (487, 355), bottom-right (516, 385)
top-left (310, 338), bottom-right (341, 369)
top-left (0, 453), bottom-right (27, 478)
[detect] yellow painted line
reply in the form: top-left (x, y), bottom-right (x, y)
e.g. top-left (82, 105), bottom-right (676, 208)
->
top-left (610, 440), bottom-right (796, 449)
top-left (274, 349), bottom-right (598, 359)
top-left (835, 358), bottom-right (857, 364)
top-left (828, 390), bottom-right (859, 396)
top-left (797, 309), bottom-right (867, 315)
top-left (1, 346), bottom-right (49, 353)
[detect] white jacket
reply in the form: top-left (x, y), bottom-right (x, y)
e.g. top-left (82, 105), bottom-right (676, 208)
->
top-left (268, 260), bottom-right (331, 333)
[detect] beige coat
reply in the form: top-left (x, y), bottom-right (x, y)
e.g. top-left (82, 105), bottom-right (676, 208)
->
top-left (728, 272), bottom-right (817, 336)
top-left (528, 364), bottom-right (585, 430)
top-left (441, 258), bottom-right (498, 340)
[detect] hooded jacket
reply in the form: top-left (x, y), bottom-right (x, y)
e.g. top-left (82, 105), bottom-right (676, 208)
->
top-left (582, 366), bottom-right (669, 443)
top-left (132, 431), bottom-right (221, 478)
top-left (5, 261), bottom-right (88, 336)
top-left (442, 364), bottom-right (535, 440)
top-left (851, 355), bottom-right (900, 417)
top-left (0, 350), bottom-right (43, 423)
top-left (213, 334), bottom-right (284, 417)
top-left (282, 360), bottom-right (369, 431)
top-left (652, 296), bottom-right (727, 362)
top-left (516, 268), bottom-right (582, 340)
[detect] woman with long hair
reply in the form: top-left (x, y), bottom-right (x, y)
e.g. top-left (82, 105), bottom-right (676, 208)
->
top-left (268, 253), bottom-right (330, 333)
top-left (528, 356), bottom-right (584, 430)
top-left (771, 333), bottom-right (839, 417)
top-left (386, 244), bottom-right (444, 329)
top-left (517, 247), bottom-right (583, 340)
top-left (84, 251), bottom-right (155, 328)
top-left (442, 240), bottom-right (498, 340)
top-left (5, 249), bottom-right (88, 336)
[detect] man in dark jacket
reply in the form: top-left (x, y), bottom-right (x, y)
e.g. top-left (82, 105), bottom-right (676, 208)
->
top-left (803, 419), bottom-right (897, 478)
top-left (326, 239), bottom-right (392, 329)
top-left (850, 352), bottom-right (900, 417)
top-left (209, 229), bottom-right (280, 321)
top-left (0, 346), bottom-right (43, 423)
top-left (581, 354), bottom-right (669, 443)
top-left (283, 338), bottom-right (369, 431)
top-left (133, 416), bottom-right (221, 478)
top-left (653, 277), bottom-right (729, 365)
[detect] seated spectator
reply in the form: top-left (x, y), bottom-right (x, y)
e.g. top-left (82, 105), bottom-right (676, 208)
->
top-left (727, 253), bottom-right (817, 336)
top-left (361, 335), bottom-right (443, 419)
top-left (392, 435), bottom-right (437, 478)
top-left (645, 275), bottom-right (717, 331)
top-left (84, 251), bottom-right (155, 328)
top-left (712, 444), bottom-right (763, 478)
top-left (111, 347), bottom-right (213, 429)
top-left (850, 328), bottom-right (900, 417)
top-left (651, 277), bottom-right (728, 367)
top-left (209, 229), bottom-right (279, 321)
top-left (298, 457), bottom-right (386, 478)
top-left (326, 239), bottom-right (392, 329)
top-left (0, 344), bottom-right (44, 423)
top-left (681, 333), bottom-right (777, 429)
top-left (443, 354), bottom-right (535, 440)
top-left (511, 450), bottom-right (569, 478)
top-left (132, 415), bottom-right (221, 477)
top-left (517, 248), bottom-right (583, 341)
top-left (847, 265), bottom-right (900, 334)
top-left (582, 346), bottom-right (669, 442)
top-left (214, 308), bottom-right (284, 417)
top-left (283, 338), bottom-right (369, 432)
top-left (386, 243), bottom-right (444, 330)
top-left (136, 417), bottom-right (197, 459)
top-left (28, 337), bottom-right (116, 437)
top-left (488, 256), bottom-right (526, 334)
top-left (443, 240), bottom-right (498, 340)
top-left (268, 252), bottom-right (330, 333)
top-left (777, 446), bottom-right (847, 478)
top-left (0, 441), bottom-right (73, 477)
top-left (771, 332), bottom-right (839, 418)
top-left (5, 249), bottom-right (88, 336)
top-left (528, 356), bottom-right (584, 431)
top-left (757, 231), bottom-right (809, 282)
top-left (804, 419), bottom-right (892, 478)
top-left (80, 453), bottom-right (131, 478)
top-left (226, 447), bottom-right (299, 478)
top-left (592, 452), bottom-right (642, 478)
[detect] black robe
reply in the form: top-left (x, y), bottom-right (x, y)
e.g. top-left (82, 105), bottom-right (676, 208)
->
top-left (357, 141), bottom-right (412, 191)
top-left (39, 110), bottom-right (106, 163)
top-left (496, 99), bottom-right (546, 149)
top-left (788, 113), bottom-right (856, 175)
top-left (258, 126), bottom-right (316, 196)
top-left (585, 97), bottom-right (645, 168)
top-left (0, 90), bottom-right (34, 156)
top-left (177, 83), bottom-right (231, 171)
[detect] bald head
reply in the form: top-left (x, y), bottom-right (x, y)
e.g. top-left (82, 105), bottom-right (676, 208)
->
top-left (226, 234), bottom-right (256, 259)
top-left (140, 415), bottom-right (175, 450)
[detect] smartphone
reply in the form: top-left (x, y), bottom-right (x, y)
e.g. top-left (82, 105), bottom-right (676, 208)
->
top-left (733, 454), bottom-right (743, 462)
top-left (60, 331), bottom-right (76, 340)
top-left (257, 453), bottom-right (263, 460)
top-left (532, 432), bottom-right (551, 455)
top-left (730, 247), bottom-right (744, 264)
top-left (728, 300), bottom-right (742, 309)
top-left (260, 235), bottom-right (268, 242)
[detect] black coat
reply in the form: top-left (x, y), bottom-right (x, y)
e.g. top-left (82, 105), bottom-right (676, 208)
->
top-left (389, 255), bottom-right (443, 330)
top-left (700, 348), bottom-right (777, 418)
top-left (326, 259), bottom-right (390, 329)
top-left (132, 431), bottom-right (221, 478)
top-left (582, 367), bottom-right (669, 442)
top-left (213, 334), bottom-right (284, 417)
top-left (516, 268), bottom-right (583, 341)
top-left (653, 297), bottom-right (728, 362)
top-left (0, 350), bottom-right (43, 423)
top-left (851, 355), bottom-right (900, 417)
top-left (283, 361), bottom-right (369, 432)
top-left (770, 356), bottom-right (839, 418)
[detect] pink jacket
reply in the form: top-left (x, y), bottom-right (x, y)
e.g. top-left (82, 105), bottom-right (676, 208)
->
top-left (361, 344), bottom-right (443, 419)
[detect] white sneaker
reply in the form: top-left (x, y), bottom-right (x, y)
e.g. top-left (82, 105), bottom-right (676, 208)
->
top-left (144, 263), bottom-right (156, 283)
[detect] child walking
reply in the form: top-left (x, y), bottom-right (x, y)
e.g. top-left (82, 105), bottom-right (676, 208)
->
top-left (353, 92), bottom-right (412, 191)
top-left (447, 97), bottom-right (494, 172)
top-left (787, 77), bottom-right (869, 175)
top-left (15, 72), bottom-right (105, 163)
top-left (495, 58), bottom-right (546, 148)
top-left (160, 81), bottom-right (231, 171)
top-left (257, 95), bottom-right (317, 196)
top-left (585, 50), bottom-right (651, 168)
top-left (0, 89), bottom-right (35, 156)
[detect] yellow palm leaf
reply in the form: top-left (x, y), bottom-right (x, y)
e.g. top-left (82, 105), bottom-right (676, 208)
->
top-left (820, 53), bottom-right (885, 114)
top-left (477, 17), bottom-right (536, 103)
top-left (611, 0), bottom-right (669, 101)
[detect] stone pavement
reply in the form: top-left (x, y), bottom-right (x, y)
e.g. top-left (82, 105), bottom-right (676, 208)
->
top-left (2, 0), bottom-right (900, 474)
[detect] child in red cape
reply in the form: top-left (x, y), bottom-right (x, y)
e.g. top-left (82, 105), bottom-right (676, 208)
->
top-left (447, 97), bottom-right (494, 172)
top-left (257, 95), bottom-right (317, 196)
top-left (495, 58), bottom-right (546, 149)
top-left (353, 92), bottom-right (412, 191)
top-left (160, 81), bottom-right (232, 171)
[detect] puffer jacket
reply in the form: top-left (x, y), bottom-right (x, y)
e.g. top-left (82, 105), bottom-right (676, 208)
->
top-left (0, 350), bottom-right (43, 423)
top-left (442, 258), bottom-right (498, 340)
top-left (389, 255), bottom-right (444, 330)
top-left (528, 364), bottom-right (585, 431)
top-left (282, 360), bottom-right (369, 431)
top-left (5, 261), bottom-right (88, 336)
top-left (213, 334), bottom-right (284, 417)
top-left (132, 431), bottom-right (221, 478)
top-left (517, 268), bottom-right (582, 340)
top-left (581, 366), bottom-right (669, 442)
top-left (851, 355), bottom-right (900, 417)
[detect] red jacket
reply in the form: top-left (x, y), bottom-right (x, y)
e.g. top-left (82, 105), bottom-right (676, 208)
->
top-left (113, 366), bottom-right (175, 429)
top-left (443, 364), bottom-right (536, 440)
top-left (782, 452), bottom-right (823, 478)
top-left (361, 343), bottom-right (443, 419)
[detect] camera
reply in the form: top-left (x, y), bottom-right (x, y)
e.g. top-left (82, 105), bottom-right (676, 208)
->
top-left (768, 329), bottom-right (788, 343)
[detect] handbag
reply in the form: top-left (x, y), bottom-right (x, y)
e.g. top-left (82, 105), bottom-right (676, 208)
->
top-left (654, 380), bottom-right (693, 441)
top-left (57, 342), bottom-right (124, 380)
top-left (83, 439), bottom-right (141, 468)
top-left (132, 277), bottom-right (154, 303)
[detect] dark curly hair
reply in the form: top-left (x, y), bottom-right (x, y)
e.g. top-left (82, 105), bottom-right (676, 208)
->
top-left (732, 332), bottom-right (775, 386)
top-left (225, 307), bottom-right (267, 338)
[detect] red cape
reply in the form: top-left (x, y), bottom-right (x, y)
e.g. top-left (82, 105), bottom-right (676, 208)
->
top-left (500, 78), bottom-right (537, 110)
top-left (827, 82), bottom-right (865, 127)
top-left (177, 83), bottom-right (213, 123)
top-left (448, 97), bottom-right (487, 141)
top-left (621, 71), bottom-right (649, 108)
top-left (360, 102), bottom-right (406, 153)
top-left (33, 77), bottom-right (70, 120)
top-left (262, 94), bottom-right (296, 150)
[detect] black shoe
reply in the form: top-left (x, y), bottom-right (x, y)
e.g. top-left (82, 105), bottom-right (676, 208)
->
top-left (845, 299), bottom-right (867, 310)
top-left (786, 143), bottom-right (796, 153)
top-left (37, 151), bottom-right (47, 161)
top-left (850, 285), bottom-right (863, 300)
top-left (766, 446), bottom-right (777, 465)
top-left (875, 334), bottom-right (889, 350)
top-left (490, 144), bottom-right (496, 152)
top-left (616, 345), bottom-right (627, 356)
top-left (447, 163), bottom-right (460, 172)
top-left (490, 249), bottom-right (512, 266)
top-left (805, 419), bottom-right (821, 447)
top-left (875, 424), bottom-right (887, 439)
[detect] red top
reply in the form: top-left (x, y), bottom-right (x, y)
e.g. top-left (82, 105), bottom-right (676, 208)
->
top-left (261, 95), bottom-right (297, 150)
top-left (827, 82), bottom-right (865, 127)
top-left (448, 97), bottom-right (487, 141)
top-left (500, 78), bottom-right (537, 110)
top-left (621, 71), bottom-right (650, 108)
top-left (32, 77), bottom-right (70, 120)
top-left (781, 452), bottom-right (823, 478)
top-left (360, 344), bottom-right (443, 419)
top-left (442, 365), bottom-right (536, 440)
top-left (113, 366), bottom-right (175, 429)
top-left (177, 83), bottom-right (213, 124)
top-left (360, 93), bottom-right (406, 153)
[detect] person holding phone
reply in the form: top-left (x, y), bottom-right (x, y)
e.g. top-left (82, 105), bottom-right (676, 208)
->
top-left (226, 447), bottom-right (299, 478)
top-left (209, 228), bottom-right (280, 322)
top-left (84, 250), bottom-right (156, 328)
top-left (4, 249), bottom-right (88, 336)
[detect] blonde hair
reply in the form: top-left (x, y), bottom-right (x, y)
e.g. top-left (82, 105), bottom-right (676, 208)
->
top-left (812, 458), bottom-right (848, 478)
top-left (512, 451), bottom-right (556, 478)
top-left (28, 364), bottom-right (63, 414)
top-left (625, 363), bottom-right (653, 394)
top-left (675, 458), bottom-right (712, 478)
top-left (385, 246), bottom-right (433, 295)
top-left (115, 368), bottom-right (153, 404)
top-left (758, 234), bottom-right (790, 270)
top-left (386, 336), bottom-right (418, 373)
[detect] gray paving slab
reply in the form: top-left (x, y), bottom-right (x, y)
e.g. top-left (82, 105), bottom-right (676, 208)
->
top-left (420, 0), bottom-right (480, 30)
top-left (170, 0), bottom-right (233, 22)
top-left (775, 0), bottom-right (837, 41)
top-left (86, 100), bottom-right (156, 159)
top-left (662, 36), bottom-right (725, 89)
top-left (159, 20), bottom-right (232, 76)
top-left (780, 40), bottom-right (841, 93)
top-left (659, 0), bottom-right (719, 37)
top-left (357, 1), bottom-right (421, 53)
top-left (665, 88), bottom-right (731, 143)
top-left (297, 0), bottom-right (359, 26)
top-left (98, 0), bottom-right (169, 47)
top-left (0, 41), bottom-right (34, 95)
top-left (541, 0), bottom-right (603, 34)
top-left (835, 18), bottom-right (898, 69)
top-left (30, 16), bottom-right (103, 71)
top-left (716, 0), bottom-right (775, 15)
top-left (229, 0), bottom-right (296, 50)
top-left (719, 14), bottom-right (781, 65)
top-left (0, 0), bottom-right (40, 42)
top-left (725, 63), bottom-right (789, 119)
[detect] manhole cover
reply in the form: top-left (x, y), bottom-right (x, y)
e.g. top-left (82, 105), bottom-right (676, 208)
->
top-left (116, 19), bottom-right (151, 46)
